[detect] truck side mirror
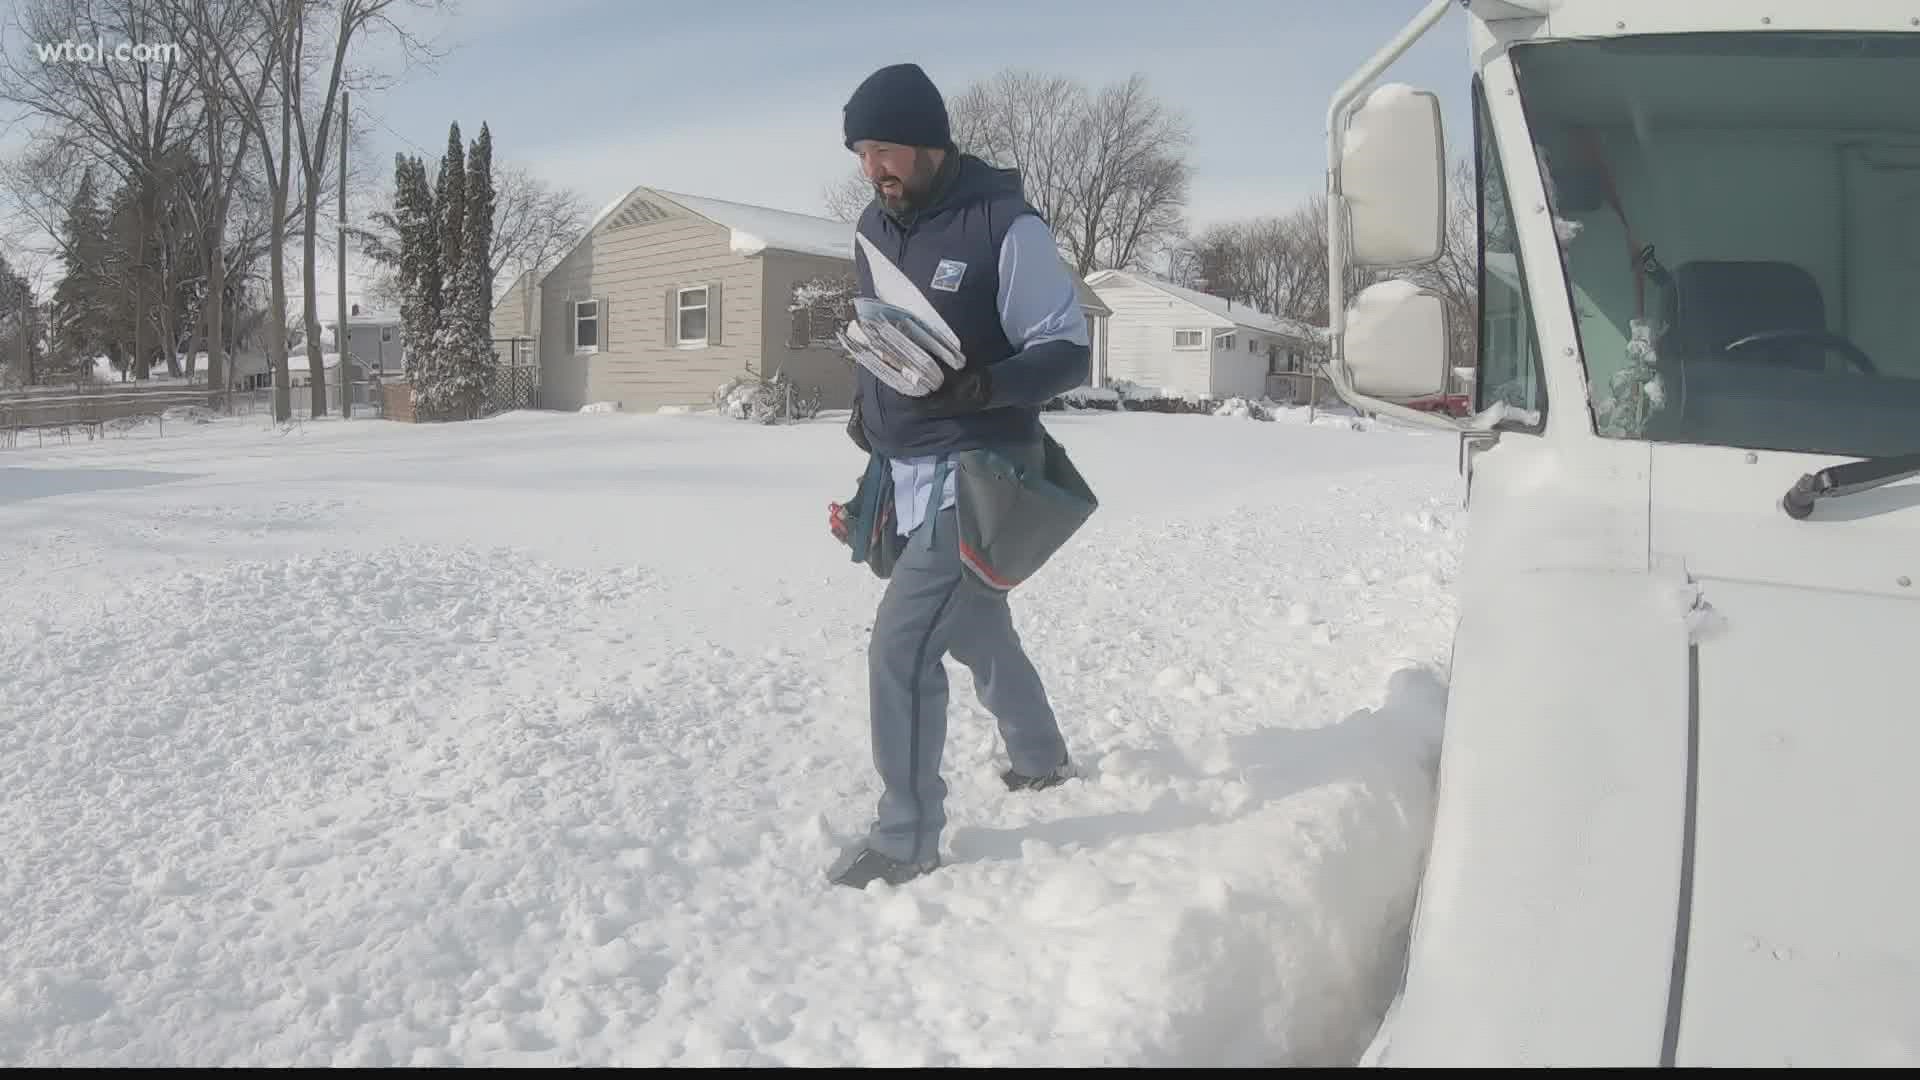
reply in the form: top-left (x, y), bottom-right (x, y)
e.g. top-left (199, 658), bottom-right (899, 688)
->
top-left (1340, 84), bottom-right (1446, 267)
top-left (1346, 281), bottom-right (1451, 401)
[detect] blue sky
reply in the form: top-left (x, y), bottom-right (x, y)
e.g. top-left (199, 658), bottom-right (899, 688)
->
top-left (0, 0), bottom-right (1475, 309)
top-left (362, 0), bottom-right (1474, 237)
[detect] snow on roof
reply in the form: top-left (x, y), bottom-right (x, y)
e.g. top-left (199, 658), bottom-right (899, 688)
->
top-left (589, 190), bottom-right (630, 233)
top-left (1075, 276), bottom-right (1112, 317)
top-left (324, 309), bottom-right (399, 327)
top-left (654, 190), bottom-right (854, 262)
top-left (1094, 270), bottom-right (1325, 341)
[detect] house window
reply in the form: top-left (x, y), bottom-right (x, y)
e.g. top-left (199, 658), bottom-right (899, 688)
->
top-left (1174, 329), bottom-right (1204, 349)
top-left (1217, 332), bottom-right (1235, 351)
top-left (381, 326), bottom-right (394, 343)
top-left (574, 299), bottom-right (600, 351)
top-left (677, 287), bottom-right (708, 345)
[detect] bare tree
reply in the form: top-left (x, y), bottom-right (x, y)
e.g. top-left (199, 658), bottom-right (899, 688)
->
top-left (167, 0), bottom-right (301, 419)
top-left (167, 0), bottom-right (277, 403)
top-left (292, 0), bottom-right (444, 419)
top-left (820, 169), bottom-right (871, 223)
top-left (1056, 74), bottom-right (1191, 276)
top-left (947, 70), bottom-right (1086, 237)
top-left (484, 163), bottom-right (587, 289)
top-left (1176, 198), bottom-right (1350, 328)
top-left (1405, 156), bottom-right (1478, 372)
top-left (1171, 157), bottom-right (1477, 368)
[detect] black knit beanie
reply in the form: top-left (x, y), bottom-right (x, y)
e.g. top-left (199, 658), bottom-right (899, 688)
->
top-left (842, 63), bottom-right (953, 151)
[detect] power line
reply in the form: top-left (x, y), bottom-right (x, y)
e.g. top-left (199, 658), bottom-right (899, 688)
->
top-left (357, 102), bottom-right (435, 161)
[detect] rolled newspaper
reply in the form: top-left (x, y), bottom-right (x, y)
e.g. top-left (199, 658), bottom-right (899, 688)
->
top-left (836, 300), bottom-right (961, 398)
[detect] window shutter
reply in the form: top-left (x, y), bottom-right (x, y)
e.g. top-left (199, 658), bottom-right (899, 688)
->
top-left (665, 286), bottom-right (677, 346)
top-left (599, 296), bottom-right (609, 351)
top-left (707, 281), bottom-right (723, 345)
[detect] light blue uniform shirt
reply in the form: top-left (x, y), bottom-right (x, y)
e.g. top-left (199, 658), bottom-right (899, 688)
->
top-left (891, 213), bottom-right (1089, 537)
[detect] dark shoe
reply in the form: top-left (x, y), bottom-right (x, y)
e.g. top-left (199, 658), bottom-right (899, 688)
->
top-left (826, 846), bottom-right (940, 889)
top-left (1002, 754), bottom-right (1075, 792)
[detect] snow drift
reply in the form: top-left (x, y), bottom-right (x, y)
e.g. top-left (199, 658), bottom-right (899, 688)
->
top-left (0, 407), bottom-right (1461, 1066)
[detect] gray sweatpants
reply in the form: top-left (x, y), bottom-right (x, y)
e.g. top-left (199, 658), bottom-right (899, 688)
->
top-left (865, 502), bottom-right (1069, 865)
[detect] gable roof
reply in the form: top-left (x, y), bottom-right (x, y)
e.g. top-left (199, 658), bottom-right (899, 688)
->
top-left (655, 190), bottom-right (854, 261)
top-left (1087, 269), bottom-right (1324, 341)
top-left (1075, 275), bottom-right (1112, 317)
top-left (578, 185), bottom-right (854, 265)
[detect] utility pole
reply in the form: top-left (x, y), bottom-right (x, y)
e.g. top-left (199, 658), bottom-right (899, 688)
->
top-left (337, 85), bottom-right (352, 418)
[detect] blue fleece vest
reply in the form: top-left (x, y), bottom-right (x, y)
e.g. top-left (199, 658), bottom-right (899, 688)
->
top-left (854, 155), bottom-right (1046, 459)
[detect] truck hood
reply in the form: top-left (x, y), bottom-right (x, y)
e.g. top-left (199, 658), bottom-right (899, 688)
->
top-left (1653, 446), bottom-right (1920, 1065)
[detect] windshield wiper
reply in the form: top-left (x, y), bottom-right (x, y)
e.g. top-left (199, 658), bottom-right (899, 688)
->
top-left (1782, 452), bottom-right (1920, 519)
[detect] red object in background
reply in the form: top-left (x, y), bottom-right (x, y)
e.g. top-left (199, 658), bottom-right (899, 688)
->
top-left (829, 501), bottom-right (849, 543)
top-left (1403, 392), bottom-right (1472, 418)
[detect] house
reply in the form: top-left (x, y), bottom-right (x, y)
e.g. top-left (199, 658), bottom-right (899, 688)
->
top-left (226, 345), bottom-right (270, 391)
top-left (498, 187), bottom-right (862, 414)
top-left (495, 269), bottom-right (541, 349)
top-left (322, 306), bottom-right (405, 380)
top-left (1075, 276), bottom-right (1113, 388)
top-left (287, 351), bottom-right (375, 413)
top-left (1084, 269), bottom-right (1325, 400)
top-left (494, 186), bottom-right (1121, 415)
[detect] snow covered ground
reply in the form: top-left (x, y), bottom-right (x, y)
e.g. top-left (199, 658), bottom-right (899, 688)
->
top-left (0, 403), bottom-right (1464, 1067)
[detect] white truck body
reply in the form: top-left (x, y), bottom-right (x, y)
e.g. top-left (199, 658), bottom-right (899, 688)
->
top-left (1325, 0), bottom-right (1920, 1066)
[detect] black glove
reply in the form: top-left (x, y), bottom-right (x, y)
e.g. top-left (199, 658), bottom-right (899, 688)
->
top-left (847, 395), bottom-right (871, 453)
top-left (912, 367), bottom-right (993, 418)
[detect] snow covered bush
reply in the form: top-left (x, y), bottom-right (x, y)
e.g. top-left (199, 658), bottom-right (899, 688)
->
top-left (1212, 397), bottom-right (1274, 421)
top-left (1044, 379), bottom-right (1274, 420)
top-left (788, 275), bottom-right (857, 349)
top-left (714, 370), bottom-right (822, 425)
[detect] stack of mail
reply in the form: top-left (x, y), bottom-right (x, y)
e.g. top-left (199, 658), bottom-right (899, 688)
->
top-left (837, 297), bottom-right (966, 397)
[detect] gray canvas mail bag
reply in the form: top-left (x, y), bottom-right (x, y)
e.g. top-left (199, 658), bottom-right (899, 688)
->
top-left (951, 431), bottom-right (1098, 591)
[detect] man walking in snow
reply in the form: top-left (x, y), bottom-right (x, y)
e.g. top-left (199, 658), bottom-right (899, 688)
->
top-left (826, 62), bottom-right (1092, 890)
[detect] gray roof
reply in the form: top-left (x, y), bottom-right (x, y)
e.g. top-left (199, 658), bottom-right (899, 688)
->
top-left (1076, 275), bottom-right (1112, 317)
top-left (1089, 269), bottom-right (1323, 340)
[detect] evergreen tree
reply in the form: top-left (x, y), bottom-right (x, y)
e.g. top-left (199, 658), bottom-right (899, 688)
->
top-left (411, 158), bottom-right (441, 354)
top-left (394, 154), bottom-right (440, 387)
top-left (0, 251), bottom-right (36, 386)
top-left (433, 122), bottom-right (465, 335)
top-left (51, 168), bottom-right (109, 377)
top-left (463, 123), bottom-right (494, 332)
top-left (430, 122), bottom-right (495, 417)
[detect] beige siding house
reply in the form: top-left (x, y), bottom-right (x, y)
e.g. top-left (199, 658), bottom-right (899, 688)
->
top-left (490, 269), bottom-right (541, 371)
top-left (510, 187), bottom-right (860, 413)
top-left (492, 269), bottom-right (540, 338)
top-left (495, 185), bottom-right (1122, 414)
top-left (1084, 270), bottom-right (1324, 400)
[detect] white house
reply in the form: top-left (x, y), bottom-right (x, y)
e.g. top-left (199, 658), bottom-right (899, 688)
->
top-left (287, 351), bottom-right (375, 412)
top-left (1084, 269), bottom-right (1324, 400)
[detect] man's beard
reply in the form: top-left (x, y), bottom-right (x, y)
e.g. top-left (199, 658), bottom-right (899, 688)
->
top-left (873, 152), bottom-right (937, 211)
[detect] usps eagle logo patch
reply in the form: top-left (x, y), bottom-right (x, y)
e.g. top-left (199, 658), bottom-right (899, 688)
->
top-left (930, 259), bottom-right (967, 292)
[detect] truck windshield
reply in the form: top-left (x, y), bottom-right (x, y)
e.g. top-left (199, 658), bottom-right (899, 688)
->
top-left (1511, 33), bottom-right (1920, 459)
